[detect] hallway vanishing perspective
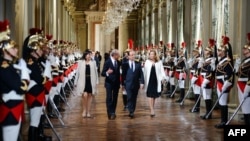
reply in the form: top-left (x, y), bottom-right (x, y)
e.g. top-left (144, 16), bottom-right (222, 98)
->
top-left (21, 77), bottom-right (243, 141)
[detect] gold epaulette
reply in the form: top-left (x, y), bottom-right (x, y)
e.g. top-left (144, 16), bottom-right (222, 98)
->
top-left (21, 80), bottom-right (28, 91)
top-left (42, 76), bottom-right (47, 85)
top-left (1, 61), bottom-right (9, 68)
top-left (205, 73), bottom-right (212, 79)
top-left (28, 58), bottom-right (34, 65)
top-left (247, 80), bottom-right (250, 85)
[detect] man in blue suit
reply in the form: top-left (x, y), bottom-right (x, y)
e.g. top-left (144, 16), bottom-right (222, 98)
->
top-left (101, 49), bottom-right (121, 120)
top-left (122, 50), bottom-right (144, 118)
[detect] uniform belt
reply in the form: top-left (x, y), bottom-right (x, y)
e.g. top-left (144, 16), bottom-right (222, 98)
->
top-left (2, 90), bottom-right (24, 102)
top-left (86, 75), bottom-right (91, 77)
top-left (52, 72), bottom-right (59, 76)
top-left (190, 70), bottom-right (195, 73)
top-left (200, 73), bottom-right (206, 76)
top-left (238, 78), bottom-right (248, 82)
top-left (176, 69), bottom-right (183, 72)
top-left (216, 76), bottom-right (224, 79)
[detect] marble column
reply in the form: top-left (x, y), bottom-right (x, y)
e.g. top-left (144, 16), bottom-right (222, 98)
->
top-left (160, 1), bottom-right (167, 43)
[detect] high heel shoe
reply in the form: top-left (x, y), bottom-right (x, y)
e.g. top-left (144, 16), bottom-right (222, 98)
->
top-left (82, 111), bottom-right (87, 118)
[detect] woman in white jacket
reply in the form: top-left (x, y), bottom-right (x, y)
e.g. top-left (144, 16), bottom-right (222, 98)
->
top-left (75, 51), bottom-right (99, 118)
top-left (144, 49), bottom-right (167, 117)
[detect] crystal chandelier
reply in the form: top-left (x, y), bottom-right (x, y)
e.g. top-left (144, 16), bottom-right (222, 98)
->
top-left (101, 0), bottom-right (141, 35)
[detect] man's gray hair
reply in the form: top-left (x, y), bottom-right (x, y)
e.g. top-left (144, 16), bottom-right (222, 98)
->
top-left (110, 49), bottom-right (119, 56)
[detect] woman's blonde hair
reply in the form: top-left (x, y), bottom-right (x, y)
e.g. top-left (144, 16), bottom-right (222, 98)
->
top-left (149, 49), bottom-right (160, 62)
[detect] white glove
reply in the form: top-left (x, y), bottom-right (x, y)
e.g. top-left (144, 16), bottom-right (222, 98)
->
top-left (19, 58), bottom-right (31, 81)
top-left (166, 76), bottom-right (170, 82)
top-left (234, 58), bottom-right (241, 73)
top-left (174, 57), bottom-right (178, 65)
top-left (187, 58), bottom-right (193, 68)
top-left (210, 58), bottom-right (216, 71)
top-left (43, 60), bottom-right (52, 80)
top-left (179, 73), bottom-right (184, 80)
top-left (221, 81), bottom-right (232, 93)
top-left (191, 76), bottom-right (198, 84)
top-left (198, 58), bottom-right (204, 68)
top-left (244, 85), bottom-right (250, 95)
top-left (201, 78), bottom-right (210, 88)
top-left (169, 71), bottom-right (173, 76)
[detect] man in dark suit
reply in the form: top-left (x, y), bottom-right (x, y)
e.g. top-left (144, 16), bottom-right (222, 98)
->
top-left (101, 49), bottom-right (121, 120)
top-left (122, 50), bottom-right (144, 118)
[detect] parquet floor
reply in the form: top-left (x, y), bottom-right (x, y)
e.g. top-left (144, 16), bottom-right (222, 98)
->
top-left (21, 77), bottom-right (244, 141)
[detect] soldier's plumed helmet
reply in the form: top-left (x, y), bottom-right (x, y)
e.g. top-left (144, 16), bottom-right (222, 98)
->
top-left (205, 39), bottom-right (215, 53)
top-left (0, 20), bottom-right (10, 43)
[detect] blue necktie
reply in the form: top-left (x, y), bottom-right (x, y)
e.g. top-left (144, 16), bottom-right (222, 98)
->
top-left (131, 62), bottom-right (134, 71)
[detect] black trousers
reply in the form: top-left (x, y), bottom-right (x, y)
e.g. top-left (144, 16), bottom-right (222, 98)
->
top-left (105, 84), bottom-right (119, 116)
top-left (126, 88), bottom-right (139, 113)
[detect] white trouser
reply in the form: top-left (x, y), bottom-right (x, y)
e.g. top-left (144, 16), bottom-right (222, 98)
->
top-left (192, 84), bottom-right (201, 95)
top-left (237, 84), bottom-right (250, 114)
top-left (49, 87), bottom-right (57, 99)
top-left (178, 80), bottom-right (185, 88)
top-left (170, 77), bottom-right (175, 85)
top-left (202, 88), bottom-right (212, 100)
top-left (2, 119), bottom-right (21, 141)
top-left (216, 88), bottom-right (228, 106)
top-left (30, 107), bottom-right (43, 127)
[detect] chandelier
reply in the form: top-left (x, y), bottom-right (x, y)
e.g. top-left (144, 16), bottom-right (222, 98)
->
top-left (101, 0), bottom-right (141, 35)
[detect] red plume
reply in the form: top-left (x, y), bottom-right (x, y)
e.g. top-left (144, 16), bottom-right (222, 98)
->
top-left (159, 41), bottom-right (163, 46)
top-left (197, 40), bottom-right (202, 47)
top-left (59, 40), bottom-right (64, 44)
top-left (53, 40), bottom-right (57, 45)
top-left (46, 34), bottom-right (53, 40)
top-left (222, 36), bottom-right (230, 45)
top-left (247, 33), bottom-right (250, 42)
top-left (209, 39), bottom-right (215, 46)
top-left (171, 43), bottom-right (175, 47)
top-left (181, 42), bottom-right (186, 47)
top-left (29, 28), bottom-right (38, 35)
top-left (37, 28), bottom-right (43, 34)
top-left (0, 20), bottom-right (9, 32)
top-left (128, 39), bottom-right (133, 49)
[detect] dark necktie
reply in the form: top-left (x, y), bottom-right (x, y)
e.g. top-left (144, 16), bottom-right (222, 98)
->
top-left (114, 61), bottom-right (117, 68)
top-left (131, 61), bottom-right (134, 71)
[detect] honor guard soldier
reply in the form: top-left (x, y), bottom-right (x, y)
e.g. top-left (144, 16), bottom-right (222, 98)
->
top-left (22, 28), bottom-right (52, 140)
top-left (200, 39), bottom-right (216, 119)
top-left (164, 43), bottom-right (176, 97)
top-left (174, 42), bottom-right (187, 103)
top-left (0, 20), bottom-right (30, 141)
top-left (214, 36), bottom-right (234, 128)
top-left (235, 33), bottom-right (250, 125)
top-left (189, 40), bottom-right (203, 112)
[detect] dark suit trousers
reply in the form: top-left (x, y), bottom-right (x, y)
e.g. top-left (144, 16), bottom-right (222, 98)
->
top-left (126, 87), bottom-right (139, 113)
top-left (105, 83), bottom-right (119, 116)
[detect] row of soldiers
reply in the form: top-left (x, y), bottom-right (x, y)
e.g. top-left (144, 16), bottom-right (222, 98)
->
top-left (128, 34), bottom-right (250, 129)
top-left (161, 35), bottom-right (250, 128)
top-left (0, 20), bottom-right (81, 141)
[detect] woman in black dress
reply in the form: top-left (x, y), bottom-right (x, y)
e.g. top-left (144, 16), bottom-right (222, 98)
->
top-left (144, 50), bottom-right (167, 117)
top-left (75, 51), bottom-right (99, 118)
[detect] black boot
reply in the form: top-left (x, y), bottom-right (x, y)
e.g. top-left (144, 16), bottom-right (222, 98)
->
top-left (175, 88), bottom-right (184, 103)
top-left (215, 105), bottom-right (228, 128)
top-left (47, 101), bottom-right (56, 119)
top-left (200, 100), bottom-right (212, 119)
top-left (122, 95), bottom-right (128, 111)
top-left (244, 114), bottom-right (250, 125)
top-left (190, 94), bottom-right (200, 113)
top-left (54, 95), bottom-right (65, 112)
top-left (38, 115), bottom-right (52, 141)
top-left (168, 85), bottom-right (175, 98)
top-left (28, 126), bottom-right (38, 141)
